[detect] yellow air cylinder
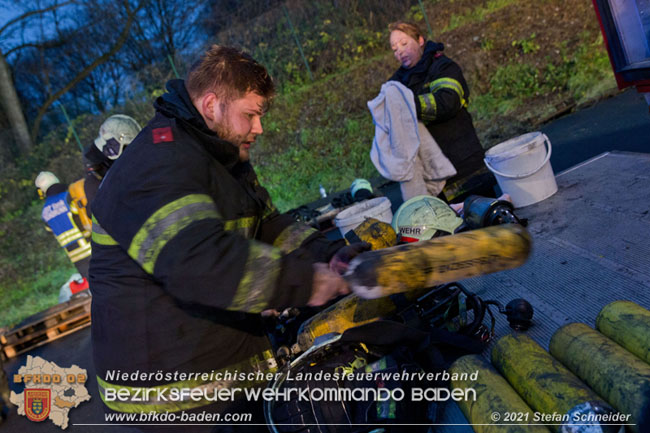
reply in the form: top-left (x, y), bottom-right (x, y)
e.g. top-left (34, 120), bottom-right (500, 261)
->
top-left (345, 224), bottom-right (532, 299)
top-left (492, 333), bottom-right (621, 433)
top-left (295, 286), bottom-right (432, 351)
top-left (450, 354), bottom-right (549, 433)
top-left (549, 323), bottom-right (650, 433)
top-left (596, 300), bottom-right (650, 365)
top-left (345, 217), bottom-right (397, 250)
top-left (68, 178), bottom-right (92, 232)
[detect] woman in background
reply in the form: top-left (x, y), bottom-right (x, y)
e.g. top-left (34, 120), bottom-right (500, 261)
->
top-left (388, 21), bottom-right (495, 202)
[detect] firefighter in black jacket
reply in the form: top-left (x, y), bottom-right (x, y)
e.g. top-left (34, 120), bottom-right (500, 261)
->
top-left (89, 46), bottom-right (362, 429)
top-left (388, 21), bottom-right (495, 201)
top-left (83, 114), bottom-right (141, 216)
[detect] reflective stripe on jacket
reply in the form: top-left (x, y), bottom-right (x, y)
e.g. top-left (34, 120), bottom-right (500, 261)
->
top-left (42, 191), bottom-right (91, 263)
top-left (390, 41), bottom-right (485, 181)
top-left (89, 79), bottom-right (343, 413)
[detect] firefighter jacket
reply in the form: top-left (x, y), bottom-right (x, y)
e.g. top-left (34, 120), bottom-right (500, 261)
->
top-left (89, 79), bottom-right (344, 414)
top-left (41, 184), bottom-right (91, 264)
top-left (82, 143), bottom-right (114, 217)
top-left (389, 41), bottom-right (485, 181)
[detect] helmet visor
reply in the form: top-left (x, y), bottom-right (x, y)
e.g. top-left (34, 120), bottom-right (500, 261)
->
top-left (101, 137), bottom-right (124, 160)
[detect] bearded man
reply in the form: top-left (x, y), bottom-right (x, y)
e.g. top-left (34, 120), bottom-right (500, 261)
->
top-left (89, 45), bottom-right (359, 431)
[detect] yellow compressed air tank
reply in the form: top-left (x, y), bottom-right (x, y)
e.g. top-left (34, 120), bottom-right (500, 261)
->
top-left (549, 323), bottom-right (650, 433)
top-left (297, 224), bottom-right (531, 350)
top-left (596, 300), bottom-right (650, 365)
top-left (450, 354), bottom-right (549, 433)
top-left (492, 333), bottom-right (621, 433)
top-left (345, 224), bottom-right (532, 299)
top-left (68, 178), bottom-right (92, 232)
top-left (345, 217), bottom-right (397, 250)
top-left (295, 286), bottom-right (432, 351)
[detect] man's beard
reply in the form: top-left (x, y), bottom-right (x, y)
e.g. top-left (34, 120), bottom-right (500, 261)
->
top-left (213, 120), bottom-right (248, 162)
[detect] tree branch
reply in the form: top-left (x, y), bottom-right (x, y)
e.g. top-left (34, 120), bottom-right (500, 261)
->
top-left (3, 39), bottom-right (68, 58)
top-left (30, 1), bottom-right (144, 140)
top-left (0, 1), bottom-right (76, 37)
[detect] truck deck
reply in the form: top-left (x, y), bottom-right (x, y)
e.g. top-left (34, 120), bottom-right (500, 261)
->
top-left (437, 150), bottom-right (650, 430)
top-left (467, 151), bottom-right (650, 349)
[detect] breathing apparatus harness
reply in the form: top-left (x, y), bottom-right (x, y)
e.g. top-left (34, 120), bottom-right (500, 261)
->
top-left (265, 194), bottom-right (534, 432)
top-left (264, 280), bottom-right (534, 433)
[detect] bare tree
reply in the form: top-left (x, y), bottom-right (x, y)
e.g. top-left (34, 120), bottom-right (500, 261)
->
top-left (0, 0), bottom-right (145, 157)
top-left (0, 1), bottom-right (75, 156)
top-left (0, 51), bottom-right (32, 156)
top-left (29, 1), bottom-right (144, 141)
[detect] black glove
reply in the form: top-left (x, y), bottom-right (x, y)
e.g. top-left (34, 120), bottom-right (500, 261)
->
top-left (329, 242), bottom-right (372, 275)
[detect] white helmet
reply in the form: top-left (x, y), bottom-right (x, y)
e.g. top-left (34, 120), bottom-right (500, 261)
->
top-left (94, 114), bottom-right (141, 160)
top-left (391, 195), bottom-right (463, 242)
top-left (35, 171), bottom-right (60, 193)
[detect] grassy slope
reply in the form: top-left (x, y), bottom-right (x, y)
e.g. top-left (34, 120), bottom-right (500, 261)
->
top-left (0, 202), bottom-right (76, 328)
top-left (0, 0), bottom-right (616, 327)
top-left (254, 0), bottom-right (616, 210)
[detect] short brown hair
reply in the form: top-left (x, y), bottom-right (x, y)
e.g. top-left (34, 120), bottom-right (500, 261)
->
top-left (186, 45), bottom-right (275, 108)
top-left (388, 21), bottom-right (424, 42)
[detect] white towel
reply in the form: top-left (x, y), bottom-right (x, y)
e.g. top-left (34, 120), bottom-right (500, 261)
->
top-left (367, 81), bottom-right (456, 184)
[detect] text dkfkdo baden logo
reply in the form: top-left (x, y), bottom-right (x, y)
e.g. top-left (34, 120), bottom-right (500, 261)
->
top-left (10, 355), bottom-right (91, 429)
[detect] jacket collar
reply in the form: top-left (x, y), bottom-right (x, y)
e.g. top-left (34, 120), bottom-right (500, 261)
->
top-left (83, 142), bottom-right (112, 167)
top-left (45, 183), bottom-right (67, 198)
top-left (154, 79), bottom-right (240, 169)
top-left (391, 41), bottom-right (445, 84)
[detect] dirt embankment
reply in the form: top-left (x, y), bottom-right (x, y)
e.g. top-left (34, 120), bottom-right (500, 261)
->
top-left (423, 0), bottom-right (614, 145)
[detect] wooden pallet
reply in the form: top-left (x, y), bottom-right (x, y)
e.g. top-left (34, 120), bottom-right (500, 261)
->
top-left (1, 294), bottom-right (91, 359)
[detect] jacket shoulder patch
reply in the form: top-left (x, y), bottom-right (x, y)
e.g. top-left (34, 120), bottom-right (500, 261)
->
top-left (152, 127), bottom-right (174, 143)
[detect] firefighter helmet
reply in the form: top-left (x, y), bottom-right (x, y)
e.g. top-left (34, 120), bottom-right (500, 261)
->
top-left (35, 171), bottom-right (60, 194)
top-left (94, 114), bottom-right (141, 160)
top-left (463, 195), bottom-right (520, 229)
top-left (391, 195), bottom-right (463, 242)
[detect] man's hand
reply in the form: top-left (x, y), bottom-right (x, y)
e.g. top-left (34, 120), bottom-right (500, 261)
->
top-left (329, 242), bottom-right (372, 275)
top-left (308, 263), bottom-right (350, 307)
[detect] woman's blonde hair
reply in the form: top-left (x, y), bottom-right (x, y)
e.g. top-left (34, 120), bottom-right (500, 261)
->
top-left (388, 21), bottom-right (424, 42)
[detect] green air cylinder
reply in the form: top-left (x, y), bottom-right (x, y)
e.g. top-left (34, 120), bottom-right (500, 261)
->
top-left (549, 323), bottom-right (650, 433)
top-left (492, 333), bottom-right (623, 433)
top-left (596, 300), bottom-right (650, 365)
top-left (450, 354), bottom-right (549, 433)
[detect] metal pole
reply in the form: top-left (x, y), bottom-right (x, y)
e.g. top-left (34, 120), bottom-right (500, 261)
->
top-left (58, 103), bottom-right (83, 152)
top-left (418, 0), bottom-right (434, 40)
top-left (282, 4), bottom-right (313, 82)
top-left (167, 54), bottom-right (180, 79)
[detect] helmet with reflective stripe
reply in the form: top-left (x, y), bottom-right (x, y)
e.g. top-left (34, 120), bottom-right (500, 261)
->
top-left (35, 171), bottom-right (60, 193)
top-left (94, 114), bottom-right (141, 160)
top-left (392, 195), bottom-right (463, 242)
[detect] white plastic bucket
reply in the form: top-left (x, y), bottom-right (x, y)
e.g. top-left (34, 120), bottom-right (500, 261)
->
top-left (334, 197), bottom-right (393, 237)
top-left (484, 132), bottom-right (558, 208)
